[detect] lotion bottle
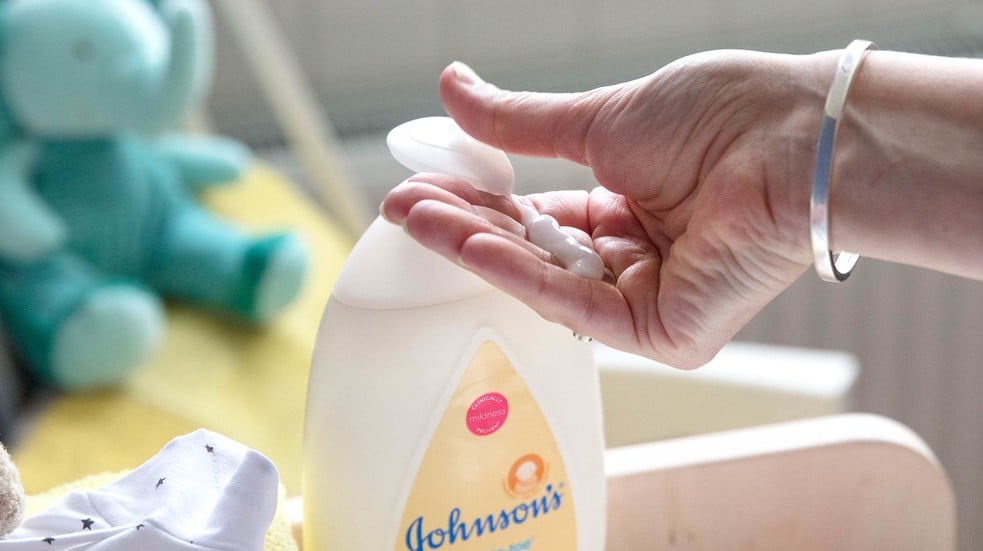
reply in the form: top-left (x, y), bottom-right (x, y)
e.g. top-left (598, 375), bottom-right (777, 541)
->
top-left (303, 118), bottom-right (606, 550)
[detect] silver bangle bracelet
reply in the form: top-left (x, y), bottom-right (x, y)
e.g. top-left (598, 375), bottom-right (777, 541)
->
top-left (810, 39), bottom-right (877, 282)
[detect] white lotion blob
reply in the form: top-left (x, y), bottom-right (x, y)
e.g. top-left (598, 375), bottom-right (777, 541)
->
top-left (387, 117), bottom-right (605, 280)
top-left (517, 203), bottom-right (605, 280)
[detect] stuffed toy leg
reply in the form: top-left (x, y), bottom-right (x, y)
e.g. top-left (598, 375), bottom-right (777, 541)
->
top-left (0, 254), bottom-right (163, 388)
top-left (149, 207), bottom-right (307, 322)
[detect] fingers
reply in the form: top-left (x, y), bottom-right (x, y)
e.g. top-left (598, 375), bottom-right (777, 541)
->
top-left (439, 62), bottom-right (615, 164)
top-left (382, 175), bottom-right (644, 349)
top-left (383, 176), bottom-right (558, 265)
top-left (456, 232), bottom-right (636, 348)
top-left (381, 174), bottom-right (490, 222)
top-left (383, 174), bottom-right (525, 230)
top-left (384, 174), bottom-right (597, 233)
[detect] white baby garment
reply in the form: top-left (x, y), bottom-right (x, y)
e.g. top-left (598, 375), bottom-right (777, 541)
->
top-left (0, 429), bottom-right (278, 550)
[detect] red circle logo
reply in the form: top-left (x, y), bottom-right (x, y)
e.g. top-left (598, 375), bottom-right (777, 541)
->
top-left (466, 392), bottom-right (509, 436)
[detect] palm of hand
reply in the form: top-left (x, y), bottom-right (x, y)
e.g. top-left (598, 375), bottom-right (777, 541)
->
top-left (384, 52), bottom-right (819, 367)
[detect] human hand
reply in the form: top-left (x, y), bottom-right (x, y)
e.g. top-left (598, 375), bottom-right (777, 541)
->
top-left (382, 52), bottom-right (837, 368)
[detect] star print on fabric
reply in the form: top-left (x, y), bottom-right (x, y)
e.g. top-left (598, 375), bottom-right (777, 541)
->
top-left (205, 444), bottom-right (215, 453)
top-left (42, 537), bottom-right (55, 544)
top-left (81, 518), bottom-right (95, 530)
top-left (156, 477), bottom-right (166, 489)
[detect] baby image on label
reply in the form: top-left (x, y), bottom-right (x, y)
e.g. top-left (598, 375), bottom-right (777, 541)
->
top-left (466, 392), bottom-right (509, 436)
top-left (505, 454), bottom-right (548, 498)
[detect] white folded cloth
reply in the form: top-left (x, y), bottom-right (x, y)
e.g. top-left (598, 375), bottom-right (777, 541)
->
top-left (0, 429), bottom-right (278, 550)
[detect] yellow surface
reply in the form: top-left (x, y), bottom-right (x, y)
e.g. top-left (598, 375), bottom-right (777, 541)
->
top-left (26, 471), bottom-right (298, 550)
top-left (12, 163), bottom-right (353, 496)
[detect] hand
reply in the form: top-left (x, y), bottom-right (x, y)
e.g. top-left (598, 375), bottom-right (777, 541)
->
top-left (382, 52), bottom-right (837, 368)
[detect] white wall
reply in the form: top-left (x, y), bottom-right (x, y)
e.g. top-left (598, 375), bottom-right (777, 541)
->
top-left (207, 0), bottom-right (983, 143)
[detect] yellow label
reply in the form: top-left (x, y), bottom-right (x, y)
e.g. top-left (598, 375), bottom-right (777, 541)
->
top-left (396, 341), bottom-right (577, 551)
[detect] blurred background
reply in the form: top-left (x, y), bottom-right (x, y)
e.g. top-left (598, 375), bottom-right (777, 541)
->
top-left (161, 0), bottom-right (983, 548)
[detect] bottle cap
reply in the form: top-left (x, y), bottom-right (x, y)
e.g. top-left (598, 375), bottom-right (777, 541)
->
top-left (387, 117), bottom-right (514, 195)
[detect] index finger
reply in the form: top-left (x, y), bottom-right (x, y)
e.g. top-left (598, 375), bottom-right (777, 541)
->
top-left (385, 172), bottom-right (599, 236)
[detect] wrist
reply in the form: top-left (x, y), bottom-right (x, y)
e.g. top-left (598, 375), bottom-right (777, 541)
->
top-left (827, 51), bottom-right (983, 278)
top-left (761, 51), bottom-right (841, 265)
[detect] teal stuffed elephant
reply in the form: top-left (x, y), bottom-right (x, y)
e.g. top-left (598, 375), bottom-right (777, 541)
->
top-left (0, 0), bottom-right (307, 389)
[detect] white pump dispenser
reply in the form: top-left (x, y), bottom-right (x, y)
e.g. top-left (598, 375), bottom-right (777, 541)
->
top-left (303, 118), bottom-right (606, 550)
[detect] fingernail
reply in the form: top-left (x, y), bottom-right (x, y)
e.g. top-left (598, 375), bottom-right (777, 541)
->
top-left (449, 61), bottom-right (482, 86)
top-left (378, 202), bottom-right (394, 223)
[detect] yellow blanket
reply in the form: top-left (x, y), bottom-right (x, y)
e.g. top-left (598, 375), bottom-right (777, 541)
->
top-left (12, 163), bottom-right (353, 500)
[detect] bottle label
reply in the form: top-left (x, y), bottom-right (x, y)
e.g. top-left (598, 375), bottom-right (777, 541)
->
top-left (396, 341), bottom-right (577, 551)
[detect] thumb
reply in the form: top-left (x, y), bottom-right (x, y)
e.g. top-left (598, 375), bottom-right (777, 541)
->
top-left (439, 62), bottom-right (611, 164)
